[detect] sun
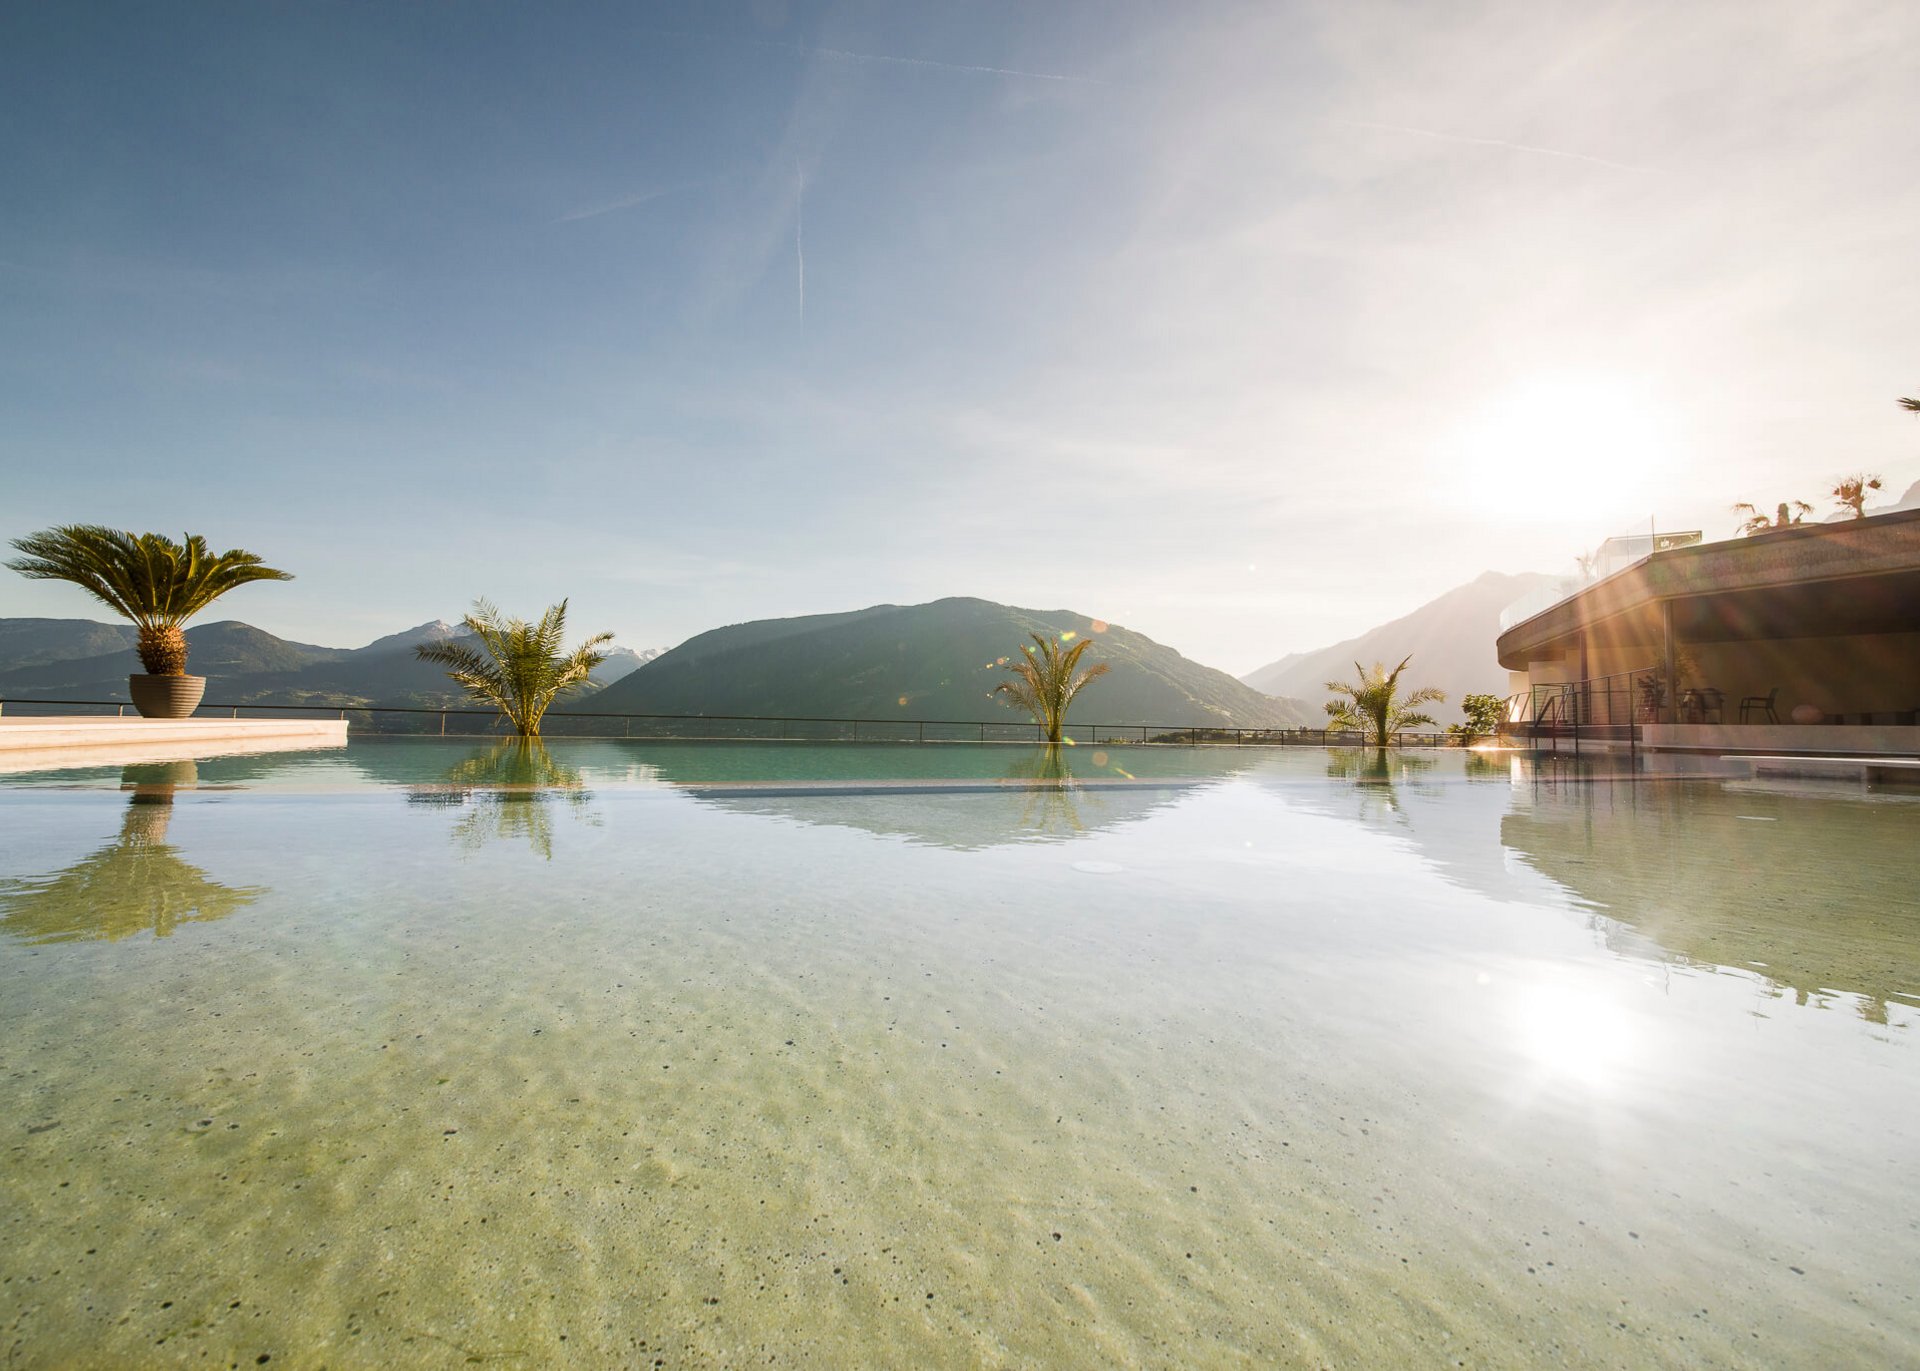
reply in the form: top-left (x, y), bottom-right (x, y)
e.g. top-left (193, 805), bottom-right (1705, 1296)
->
top-left (1449, 375), bottom-right (1675, 521)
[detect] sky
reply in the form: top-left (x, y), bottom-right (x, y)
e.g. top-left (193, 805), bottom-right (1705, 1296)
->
top-left (2, 0), bottom-right (1917, 676)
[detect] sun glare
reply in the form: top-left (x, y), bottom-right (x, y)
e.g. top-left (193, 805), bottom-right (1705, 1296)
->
top-left (1452, 377), bottom-right (1674, 521)
top-left (1515, 983), bottom-right (1637, 1087)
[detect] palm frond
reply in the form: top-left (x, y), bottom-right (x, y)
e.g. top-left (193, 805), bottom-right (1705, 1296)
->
top-left (416, 599), bottom-right (615, 736)
top-left (6, 526), bottom-right (292, 673)
top-left (991, 631), bottom-right (1107, 741)
top-left (1321, 654), bottom-right (1445, 746)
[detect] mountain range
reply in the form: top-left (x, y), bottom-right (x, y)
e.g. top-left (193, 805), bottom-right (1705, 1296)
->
top-left (0, 571), bottom-right (1555, 728)
top-left (587, 596), bottom-right (1313, 728)
top-left (0, 618), bottom-right (656, 709)
top-left (1240, 571), bottom-right (1555, 706)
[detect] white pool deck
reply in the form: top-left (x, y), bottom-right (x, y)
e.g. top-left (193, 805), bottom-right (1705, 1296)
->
top-left (0, 716), bottom-right (348, 774)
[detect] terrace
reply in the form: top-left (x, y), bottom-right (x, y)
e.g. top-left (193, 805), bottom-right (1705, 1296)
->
top-left (1497, 507), bottom-right (1920, 756)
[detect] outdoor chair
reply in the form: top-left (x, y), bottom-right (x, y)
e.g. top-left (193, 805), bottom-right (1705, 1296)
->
top-left (1680, 687), bottom-right (1725, 724)
top-left (1739, 687), bottom-right (1780, 724)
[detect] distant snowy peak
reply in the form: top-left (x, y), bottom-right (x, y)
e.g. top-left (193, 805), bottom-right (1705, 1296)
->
top-left (592, 645), bottom-right (664, 685)
top-left (348, 620), bottom-right (468, 657)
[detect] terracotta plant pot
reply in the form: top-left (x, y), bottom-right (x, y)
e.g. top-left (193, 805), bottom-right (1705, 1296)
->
top-left (127, 674), bottom-right (207, 720)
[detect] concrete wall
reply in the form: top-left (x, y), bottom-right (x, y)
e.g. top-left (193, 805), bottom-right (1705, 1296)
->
top-left (1641, 722), bottom-right (1920, 757)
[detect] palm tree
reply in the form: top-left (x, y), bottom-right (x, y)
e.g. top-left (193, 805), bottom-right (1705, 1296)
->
top-left (5, 525), bottom-right (292, 675)
top-left (415, 599), bottom-right (612, 737)
top-left (1730, 500), bottom-right (1812, 536)
top-left (1900, 395), bottom-right (1919, 413)
top-left (1323, 656), bottom-right (1445, 749)
top-left (1830, 473), bottom-right (1883, 519)
top-left (991, 632), bottom-right (1109, 743)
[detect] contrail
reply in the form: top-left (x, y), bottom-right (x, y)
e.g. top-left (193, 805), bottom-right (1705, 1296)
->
top-left (795, 162), bottom-right (805, 330)
top-left (1336, 119), bottom-right (1652, 173)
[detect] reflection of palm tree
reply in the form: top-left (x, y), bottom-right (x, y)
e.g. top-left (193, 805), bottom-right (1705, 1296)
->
top-left (407, 740), bottom-right (594, 859)
top-left (0, 765), bottom-right (263, 943)
top-left (1001, 745), bottom-right (1087, 837)
top-left (1323, 749), bottom-right (1437, 821)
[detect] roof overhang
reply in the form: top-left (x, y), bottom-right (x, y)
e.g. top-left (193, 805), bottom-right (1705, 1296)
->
top-left (1496, 508), bottom-right (1920, 670)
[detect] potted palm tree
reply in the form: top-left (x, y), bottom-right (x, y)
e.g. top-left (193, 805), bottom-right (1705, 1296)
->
top-left (5, 525), bottom-right (294, 719)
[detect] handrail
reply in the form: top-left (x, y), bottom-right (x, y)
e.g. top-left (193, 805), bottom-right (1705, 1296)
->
top-left (1509, 666), bottom-right (1654, 755)
top-left (0, 696), bottom-right (1458, 748)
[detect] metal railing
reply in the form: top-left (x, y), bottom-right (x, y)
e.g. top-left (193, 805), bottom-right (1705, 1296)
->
top-left (0, 696), bottom-right (1458, 749)
top-left (1503, 667), bottom-right (1654, 754)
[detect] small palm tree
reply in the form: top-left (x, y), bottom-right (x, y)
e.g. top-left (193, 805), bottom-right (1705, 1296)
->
top-left (5, 525), bottom-right (292, 675)
top-left (1324, 656), bottom-right (1445, 748)
top-left (1831, 472), bottom-right (1883, 519)
top-left (1731, 500), bottom-right (1812, 536)
top-left (1900, 395), bottom-right (1919, 413)
top-left (415, 599), bottom-right (612, 737)
top-left (991, 632), bottom-right (1109, 743)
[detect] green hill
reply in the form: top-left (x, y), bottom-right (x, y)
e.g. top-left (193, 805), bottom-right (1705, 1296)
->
top-left (583, 597), bottom-right (1312, 728)
top-left (0, 620), bottom-right (344, 698)
top-left (0, 618), bottom-right (140, 669)
top-left (0, 617), bottom-right (643, 718)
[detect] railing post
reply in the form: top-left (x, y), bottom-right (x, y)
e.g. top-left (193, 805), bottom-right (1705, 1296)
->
top-left (440, 709), bottom-right (447, 737)
top-left (979, 722), bottom-right (985, 742)
top-left (917, 721), bottom-right (924, 744)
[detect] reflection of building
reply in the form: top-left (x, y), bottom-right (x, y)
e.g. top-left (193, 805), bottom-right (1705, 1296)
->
top-left (1499, 776), bottom-right (1920, 1023)
top-left (1498, 510), bottom-right (1920, 756)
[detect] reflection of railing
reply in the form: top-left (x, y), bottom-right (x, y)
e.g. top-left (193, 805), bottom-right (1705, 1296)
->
top-left (0, 697), bottom-right (1456, 748)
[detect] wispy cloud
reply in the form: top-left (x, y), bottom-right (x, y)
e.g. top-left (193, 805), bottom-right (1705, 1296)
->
top-left (1333, 119), bottom-right (1655, 174)
top-left (650, 26), bottom-right (1098, 85)
top-left (789, 42), bottom-right (1098, 85)
top-left (554, 179), bottom-right (722, 224)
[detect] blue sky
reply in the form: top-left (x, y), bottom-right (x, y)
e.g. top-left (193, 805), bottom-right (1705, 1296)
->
top-left (4, 1), bottom-right (1917, 674)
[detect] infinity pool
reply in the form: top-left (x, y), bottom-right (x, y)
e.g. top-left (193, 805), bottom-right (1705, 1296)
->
top-left (2, 741), bottom-right (1916, 1367)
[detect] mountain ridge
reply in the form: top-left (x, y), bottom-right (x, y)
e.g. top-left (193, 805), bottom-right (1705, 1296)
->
top-left (0, 617), bottom-right (657, 707)
top-left (589, 596), bottom-right (1314, 728)
top-left (1242, 571), bottom-right (1555, 708)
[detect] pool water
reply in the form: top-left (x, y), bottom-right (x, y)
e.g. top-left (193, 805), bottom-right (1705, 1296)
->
top-left (2, 741), bottom-right (1916, 1367)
